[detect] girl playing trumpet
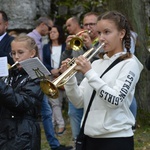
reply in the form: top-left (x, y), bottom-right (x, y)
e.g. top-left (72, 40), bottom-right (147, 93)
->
top-left (0, 35), bottom-right (44, 150)
top-left (60, 11), bottom-right (143, 150)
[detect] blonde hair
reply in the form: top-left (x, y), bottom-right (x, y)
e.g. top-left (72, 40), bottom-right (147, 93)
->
top-left (9, 30), bottom-right (18, 37)
top-left (12, 35), bottom-right (39, 57)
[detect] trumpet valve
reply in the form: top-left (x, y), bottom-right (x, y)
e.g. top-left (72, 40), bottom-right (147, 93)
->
top-left (67, 58), bottom-right (76, 67)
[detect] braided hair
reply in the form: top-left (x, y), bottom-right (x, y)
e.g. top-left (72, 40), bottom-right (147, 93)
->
top-left (98, 10), bottom-right (132, 59)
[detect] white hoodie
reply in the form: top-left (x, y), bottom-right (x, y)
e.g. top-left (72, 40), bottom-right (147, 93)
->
top-left (64, 52), bottom-right (143, 138)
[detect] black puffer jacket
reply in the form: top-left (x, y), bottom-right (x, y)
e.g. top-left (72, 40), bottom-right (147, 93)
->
top-left (0, 68), bottom-right (44, 150)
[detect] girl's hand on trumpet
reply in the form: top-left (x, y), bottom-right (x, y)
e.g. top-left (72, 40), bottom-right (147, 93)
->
top-left (59, 58), bottom-right (71, 73)
top-left (75, 55), bottom-right (91, 74)
top-left (60, 56), bottom-right (91, 75)
top-left (51, 68), bottom-right (60, 78)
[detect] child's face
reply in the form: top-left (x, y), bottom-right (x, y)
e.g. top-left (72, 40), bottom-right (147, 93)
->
top-left (11, 41), bottom-right (36, 67)
top-left (97, 19), bottom-right (125, 57)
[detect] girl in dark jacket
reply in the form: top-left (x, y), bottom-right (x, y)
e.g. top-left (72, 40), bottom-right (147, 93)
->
top-left (0, 35), bottom-right (44, 150)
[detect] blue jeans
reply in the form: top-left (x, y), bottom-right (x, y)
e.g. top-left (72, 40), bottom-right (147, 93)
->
top-left (68, 101), bottom-right (83, 139)
top-left (129, 97), bottom-right (137, 119)
top-left (41, 95), bottom-right (60, 149)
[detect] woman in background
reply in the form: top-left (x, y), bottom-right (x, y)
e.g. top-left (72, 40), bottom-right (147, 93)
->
top-left (42, 25), bottom-right (67, 135)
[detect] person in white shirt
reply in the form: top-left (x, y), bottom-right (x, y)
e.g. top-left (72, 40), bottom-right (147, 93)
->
top-left (42, 25), bottom-right (66, 135)
top-left (60, 10), bottom-right (143, 150)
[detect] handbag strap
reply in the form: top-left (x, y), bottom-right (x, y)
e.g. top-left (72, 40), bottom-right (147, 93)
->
top-left (80, 56), bottom-right (123, 133)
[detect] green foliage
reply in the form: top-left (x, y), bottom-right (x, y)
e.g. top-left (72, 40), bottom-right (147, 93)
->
top-left (50, 0), bottom-right (105, 26)
top-left (134, 126), bottom-right (150, 150)
top-left (146, 25), bottom-right (150, 36)
top-left (136, 108), bottom-right (150, 126)
top-left (41, 120), bottom-right (150, 150)
top-left (41, 102), bottom-right (150, 150)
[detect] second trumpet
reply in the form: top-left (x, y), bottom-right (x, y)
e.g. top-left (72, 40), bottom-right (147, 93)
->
top-left (40, 43), bottom-right (105, 99)
top-left (69, 30), bottom-right (91, 51)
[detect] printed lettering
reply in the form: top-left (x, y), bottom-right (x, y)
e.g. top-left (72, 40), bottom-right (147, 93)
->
top-left (99, 90), bottom-right (104, 97)
top-left (98, 71), bottom-right (135, 106)
top-left (122, 83), bottom-right (130, 90)
top-left (104, 92), bottom-right (109, 100)
top-left (115, 97), bottom-right (119, 105)
top-left (111, 95), bottom-right (116, 104)
top-left (107, 94), bottom-right (113, 103)
top-left (119, 91), bottom-right (126, 99)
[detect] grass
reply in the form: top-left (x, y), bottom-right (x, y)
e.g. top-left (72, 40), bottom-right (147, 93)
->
top-left (40, 104), bottom-right (150, 150)
top-left (134, 125), bottom-right (150, 150)
top-left (41, 123), bottom-right (73, 150)
top-left (41, 100), bottom-right (73, 150)
top-left (41, 120), bottom-right (150, 150)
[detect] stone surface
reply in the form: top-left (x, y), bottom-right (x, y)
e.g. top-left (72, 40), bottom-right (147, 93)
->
top-left (0, 0), bottom-right (51, 30)
top-left (0, 0), bottom-right (149, 33)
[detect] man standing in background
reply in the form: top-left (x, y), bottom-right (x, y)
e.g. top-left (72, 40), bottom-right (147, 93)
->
top-left (61, 13), bottom-right (99, 149)
top-left (64, 16), bottom-right (84, 144)
top-left (0, 10), bottom-right (14, 65)
top-left (28, 17), bottom-right (53, 61)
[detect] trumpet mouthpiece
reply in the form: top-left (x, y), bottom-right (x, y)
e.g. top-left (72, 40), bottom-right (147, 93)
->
top-left (8, 61), bottom-right (19, 70)
top-left (101, 42), bottom-right (105, 46)
top-left (11, 61), bottom-right (19, 68)
top-left (88, 30), bottom-right (91, 34)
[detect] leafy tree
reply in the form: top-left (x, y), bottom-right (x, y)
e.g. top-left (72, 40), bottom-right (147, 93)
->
top-left (50, 0), bottom-right (150, 113)
top-left (105, 0), bottom-right (150, 126)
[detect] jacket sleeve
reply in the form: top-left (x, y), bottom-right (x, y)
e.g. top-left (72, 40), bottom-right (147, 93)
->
top-left (0, 78), bottom-right (44, 113)
top-left (42, 44), bottom-right (53, 71)
top-left (65, 57), bottom-right (143, 109)
top-left (145, 55), bottom-right (150, 70)
top-left (85, 59), bottom-right (142, 108)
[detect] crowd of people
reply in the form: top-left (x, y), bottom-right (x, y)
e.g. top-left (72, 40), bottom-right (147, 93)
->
top-left (0, 8), bottom-right (146, 150)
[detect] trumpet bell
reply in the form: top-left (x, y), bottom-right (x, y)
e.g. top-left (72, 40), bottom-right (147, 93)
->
top-left (70, 37), bottom-right (83, 51)
top-left (7, 64), bottom-right (11, 69)
top-left (40, 79), bottom-right (59, 99)
top-left (40, 43), bottom-right (105, 99)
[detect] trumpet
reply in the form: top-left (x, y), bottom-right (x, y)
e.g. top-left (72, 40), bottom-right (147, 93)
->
top-left (69, 30), bottom-right (91, 51)
top-left (40, 43), bottom-right (105, 99)
top-left (0, 62), bottom-right (19, 79)
top-left (8, 61), bottom-right (19, 70)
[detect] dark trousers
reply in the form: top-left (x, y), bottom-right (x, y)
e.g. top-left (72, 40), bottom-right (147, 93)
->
top-left (85, 136), bottom-right (134, 150)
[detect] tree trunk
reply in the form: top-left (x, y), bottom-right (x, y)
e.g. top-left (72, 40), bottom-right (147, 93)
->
top-left (106, 0), bottom-right (150, 111)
